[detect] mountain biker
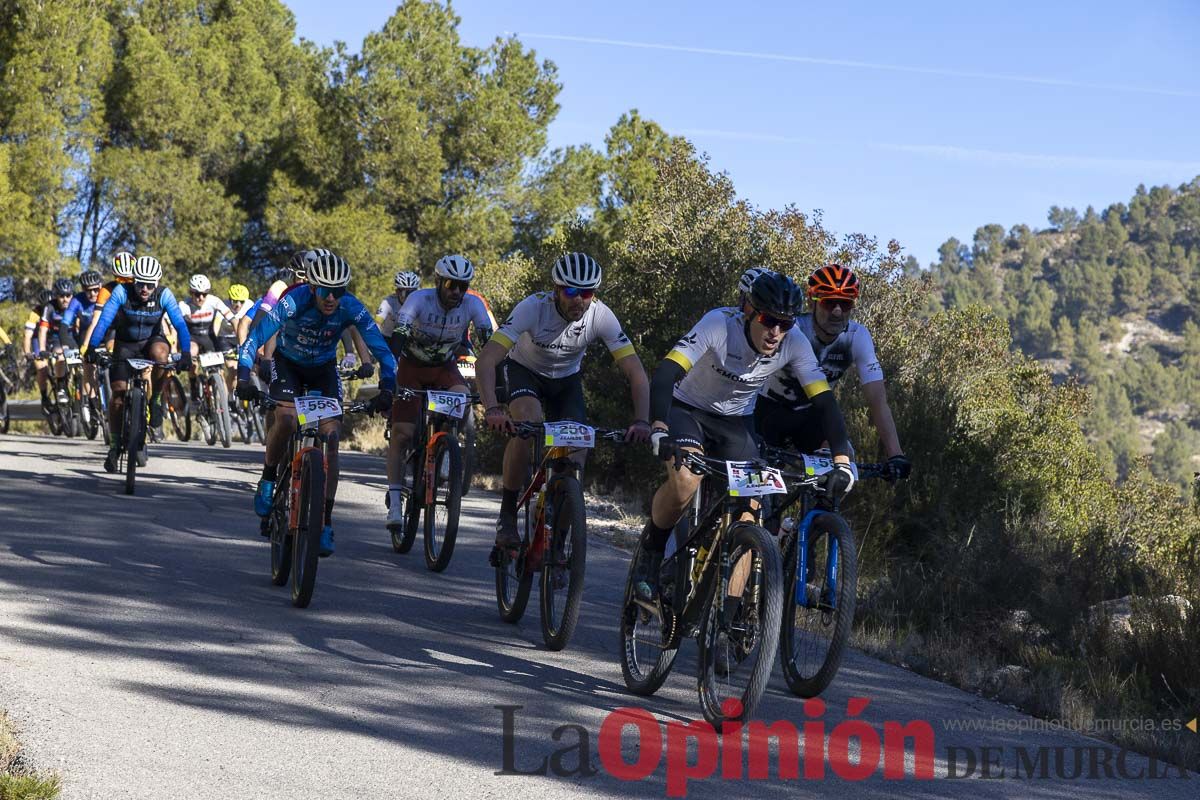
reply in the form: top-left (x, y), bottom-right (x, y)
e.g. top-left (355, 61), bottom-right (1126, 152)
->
top-left (179, 274), bottom-right (236, 400)
top-left (378, 271), bottom-right (421, 357)
top-left (22, 288), bottom-right (53, 411)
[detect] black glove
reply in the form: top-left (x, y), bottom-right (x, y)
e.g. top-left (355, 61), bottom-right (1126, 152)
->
top-left (353, 362), bottom-right (375, 380)
top-left (824, 462), bottom-right (856, 502)
top-left (84, 348), bottom-right (99, 365)
top-left (176, 352), bottom-right (192, 372)
top-left (886, 454), bottom-right (912, 482)
top-left (235, 379), bottom-right (260, 402)
top-left (370, 389), bottom-right (394, 416)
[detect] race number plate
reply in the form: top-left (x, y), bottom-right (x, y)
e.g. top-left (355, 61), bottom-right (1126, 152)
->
top-left (294, 394), bottom-right (342, 425)
top-left (726, 461), bottom-right (788, 497)
top-left (801, 454), bottom-right (860, 481)
top-left (544, 421), bottom-right (595, 449)
top-left (199, 351), bottom-right (225, 368)
top-left (126, 358), bottom-right (155, 371)
top-left (64, 350), bottom-right (83, 366)
top-left (426, 390), bottom-right (467, 419)
top-left (457, 361), bottom-right (476, 379)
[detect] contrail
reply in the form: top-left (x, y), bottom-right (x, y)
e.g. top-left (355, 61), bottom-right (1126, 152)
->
top-left (515, 32), bottom-right (1200, 99)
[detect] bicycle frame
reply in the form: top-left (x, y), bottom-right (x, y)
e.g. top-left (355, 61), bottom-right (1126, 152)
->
top-left (514, 441), bottom-right (579, 572)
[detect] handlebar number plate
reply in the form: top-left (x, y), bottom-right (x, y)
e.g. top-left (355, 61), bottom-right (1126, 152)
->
top-left (544, 421), bottom-right (595, 449)
top-left (726, 461), bottom-right (787, 497)
top-left (426, 390), bottom-right (467, 419)
top-left (801, 454), bottom-right (860, 481)
top-left (295, 394), bottom-right (342, 425)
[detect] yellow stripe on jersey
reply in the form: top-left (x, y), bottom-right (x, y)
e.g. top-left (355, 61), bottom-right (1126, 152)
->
top-left (665, 349), bottom-right (692, 371)
top-left (610, 343), bottom-right (636, 361)
top-left (801, 379), bottom-right (831, 399)
top-left (489, 330), bottom-right (515, 350)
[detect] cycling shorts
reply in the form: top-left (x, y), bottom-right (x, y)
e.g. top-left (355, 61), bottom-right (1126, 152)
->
top-left (667, 400), bottom-right (758, 462)
top-left (391, 356), bottom-right (466, 423)
top-left (501, 358), bottom-right (585, 423)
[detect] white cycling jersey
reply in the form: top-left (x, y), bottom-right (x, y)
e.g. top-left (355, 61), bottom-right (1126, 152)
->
top-left (666, 307), bottom-right (830, 417)
top-left (491, 291), bottom-right (635, 379)
top-left (377, 294), bottom-right (404, 337)
top-left (395, 288), bottom-right (493, 365)
top-left (760, 315), bottom-right (883, 410)
top-left (179, 294), bottom-right (234, 335)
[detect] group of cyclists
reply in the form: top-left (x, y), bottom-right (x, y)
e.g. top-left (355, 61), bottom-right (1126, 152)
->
top-left (14, 245), bottom-right (913, 610)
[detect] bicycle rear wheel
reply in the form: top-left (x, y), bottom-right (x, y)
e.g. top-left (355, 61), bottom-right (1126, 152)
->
top-left (618, 538), bottom-right (679, 696)
top-left (213, 376), bottom-right (232, 448)
top-left (495, 482), bottom-right (535, 623)
top-left (124, 387), bottom-right (146, 495)
top-left (780, 512), bottom-right (857, 698)
top-left (392, 449), bottom-right (421, 553)
top-left (540, 476), bottom-right (587, 651)
top-left (0, 383), bottom-right (8, 434)
top-left (269, 464), bottom-right (293, 586)
top-left (423, 436), bottom-right (463, 572)
top-left (162, 376), bottom-right (190, 441)
top-left (290, 449), bottom-right (325, 608)
top-left (696, 523), bottom-right (783, 726)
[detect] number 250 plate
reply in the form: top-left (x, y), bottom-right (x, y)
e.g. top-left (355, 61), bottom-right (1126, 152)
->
top-left (544, 421), bottom-right (594, 448)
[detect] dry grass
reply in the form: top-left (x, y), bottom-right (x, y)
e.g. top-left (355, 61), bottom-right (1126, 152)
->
top-left (0, 712), bottom-right (60, 800)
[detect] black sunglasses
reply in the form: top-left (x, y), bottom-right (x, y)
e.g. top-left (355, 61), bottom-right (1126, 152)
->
top-left (314, 285), bottom-right (347, 299)
top-left (818, 298), bottom-right (855, 312)
top-left (441, 279), bottom-right (469, 292)
top-left (754, 312), bottom-right (796, 332)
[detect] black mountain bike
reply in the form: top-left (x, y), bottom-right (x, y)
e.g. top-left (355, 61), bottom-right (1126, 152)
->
top-left (194, 349), bottom-right (233, 448)
top-left (619, 452), bottom-right (784, 725)
top-left (97, 353), bottom-right (180, 495)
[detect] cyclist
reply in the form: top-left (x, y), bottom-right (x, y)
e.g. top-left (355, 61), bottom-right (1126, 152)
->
top-left (383, 255), bottom-right (493, 530)
top-left (218, 284), bottom-right (253, 394)
top-left (378, 271), bottom-right (421, 357)
top-left (22, 289), bottom-right (53, 411)
top-left (476, 252), bottom-right (651, 548)
top-left (755, 263), bottom-right (910, 479)
top-left (37, 279), bottom-right (77, 405)
top-left (632, 271), bottom-right (855, 602)
top-left (85, 256), bottom-right (192, 473)
top-left (235, 251), bottom-right (396, 557)
top-left (82, 252), bottom-right (136, 353)
top-left (179, 274), bottom-right (237, 400)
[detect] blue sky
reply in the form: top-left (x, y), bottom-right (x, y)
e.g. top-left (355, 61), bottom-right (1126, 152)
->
top-left (288, 0), bottom-right (1200, 267)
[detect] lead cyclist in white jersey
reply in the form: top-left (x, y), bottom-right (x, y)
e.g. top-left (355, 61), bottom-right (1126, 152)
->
top-left (476, 252), bottom-right (651, 549)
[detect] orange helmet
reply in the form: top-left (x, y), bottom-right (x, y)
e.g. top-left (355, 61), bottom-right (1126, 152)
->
top-left (806, 263), bottom-right (860, 300)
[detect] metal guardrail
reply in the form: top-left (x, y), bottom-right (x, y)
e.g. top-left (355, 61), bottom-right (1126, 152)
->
top-left (6, 399), bottom-right (44, 422)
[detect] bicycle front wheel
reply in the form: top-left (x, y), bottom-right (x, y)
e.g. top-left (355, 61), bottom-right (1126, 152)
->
top-left (124, 387), bottom-right (146, 496)
top-left (291, 450), bottom-right (325, 608)
top-left (213, 376), bottom-right (232, 448)
top-left (780, 512), bottom-right (857, 698)
top-left (697, 523), bottom-right (783, 726)
top-left (423, 435), bottom-right (463, 572)
top-left (618, 538), bottom-right (679, 696)
top-left (540, 476), bottom-right (587, 651)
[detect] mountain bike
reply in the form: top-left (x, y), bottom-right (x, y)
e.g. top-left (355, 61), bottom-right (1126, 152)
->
top-left (96, 353), bottom-right (180, 495)
top-left (93, 358), bottom-right (112, 445)
top-left (159, 371), bottom-right (191, 442)
top-left (491, 421), bottom-right (626, 651)
top-left (758, 446), bottom-right (887, 698)
top-left (389, 388), bottom-right (478, 572)
top-left (619, 451), bottom-right (784, 725)
top-left (194, 349), bottom-right (233, 448)
top-left (261, 390), bottom-right (370, 608)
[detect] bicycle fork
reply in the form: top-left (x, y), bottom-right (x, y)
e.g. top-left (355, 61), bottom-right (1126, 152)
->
top-left (796, 510), bottom-right (839, 609)
top-left (287, 444), bottom-right (327, 533)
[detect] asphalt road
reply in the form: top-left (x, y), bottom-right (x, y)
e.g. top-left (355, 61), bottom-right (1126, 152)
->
top-left (0, 432), bottom-right (1194, 799)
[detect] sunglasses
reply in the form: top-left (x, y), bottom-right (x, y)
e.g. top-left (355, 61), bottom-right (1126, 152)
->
top-left (441, 279), bottom-right (468, 293)
top-left (818, 298), bottom-right (855, 313)
top-left (561, 286), bottom-right (595, 300)
top-left (754, 312), bottom-right (796, 332)
top-left (85, 287), bottom-right (100, 293)
top-left (134, 281), bottom-right (157, 291)
top-left (314, 285), bottom-right (347, 299)
top-left (190, 291), bottom-right (207, 298)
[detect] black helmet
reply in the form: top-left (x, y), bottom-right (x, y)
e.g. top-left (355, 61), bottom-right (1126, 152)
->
top-left (748, 272), bottom-right (803, 317)
top-left (36, 288), bottom-right (53, 307)
top-left (53, 278), bottom-right (75, 297)
top-left (79, 270), bottom-right (103, 289)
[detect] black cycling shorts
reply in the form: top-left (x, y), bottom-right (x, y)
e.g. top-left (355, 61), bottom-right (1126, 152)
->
top-left (501, 358), bottom-right (586, 423)
top-left (667, 401), bottom-right (759, 462)
top-left (190, 331), bottom-right (220, 354)
top-left (269, 354), bottom-right (342, 409)
top-left (109, 336), bottom-right (171, 383)
top-left (754, 395), bottom-right (835, 454)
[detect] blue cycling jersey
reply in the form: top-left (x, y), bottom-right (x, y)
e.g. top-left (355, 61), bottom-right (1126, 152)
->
top-left (238, 285), bottom-right (397, 392)
top-left (88, 283), bottom-right (191, 353)
top-left (61, 292), bottom-right (97, 340)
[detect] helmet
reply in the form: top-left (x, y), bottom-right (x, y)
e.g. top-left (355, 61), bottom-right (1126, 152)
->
top-left (806, 263), bottom-right (860, 300)
top-left (36, 288), bottom-right (53, 307)
top-left (394, 271), bottom-right (420, 290)
top-left (53, 278), bottom-right (75, 297)
top-left (749, 272), bottom-right (803, 318)
top-left (551, 252), bottom-right (602, 289)
top-left (188, 274), bottom-right (212, 293)
top-left (111, 251), bottom-right (135, 280)
top-left (434, 254), bottom-right (475, 282)
top-left (228, 284), bottom-right (250, 302)
top-left (133, 256), bottom-right (163, 284)
top-left (738, 267), bottom-right (771, 295)
top-left (306, 250), bottom-right (350, 287)
top-left (79, 270), bottom-right (102, 289)
top-left (288, 249), bottom-right (313, 281)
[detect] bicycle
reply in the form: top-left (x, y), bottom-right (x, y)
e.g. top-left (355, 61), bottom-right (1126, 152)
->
top-left (389, 388), bottom-right (478, 572)
top-left (492, 421), bottom-right (625, 651)
top-left (758, 446), bottom-right (886, 698)
top-left (194, 349), bottom-right (234, 448)
top-left (618, 451), bottom-right (785, 726)
top-left (0, 346), bottom-right (11, 434)
top-left (96, 352), bottom-right (180, 495)
top-left (261, 390), bottom-right (370, 608)
top-left (93, 357), bottom-right (113, 445)
top-left (160, 370), bottom-right (191, 442)
top-left (47, 349), bottom-right (84, 438)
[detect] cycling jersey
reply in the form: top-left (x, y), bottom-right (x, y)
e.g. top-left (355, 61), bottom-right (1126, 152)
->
top-left (38, 304), bottom-right (65, 340)
top-left (238, 284), bottom-right (396, 390)
top-left (179, 294), bottom-right (235, 337)
top-left (88, 284), bottom-right (191, 352)
top-left (490, 291), bottom-right (635, 379)
top-left (759, 316), bottom-right (882, 411)
top-left (24, 311), bottom-right (41, 355)
top-left (61, 292), bottom-right (98, 338)
top-left (665, 307), bottom-right (829, 417)
top-left (377, 294), bottom-right (405, 337)
top-left (393, 288), bottom-right (494, 366)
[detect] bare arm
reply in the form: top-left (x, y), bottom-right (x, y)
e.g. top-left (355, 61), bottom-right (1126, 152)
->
top-left (863, 380), bottom-right (903, 458)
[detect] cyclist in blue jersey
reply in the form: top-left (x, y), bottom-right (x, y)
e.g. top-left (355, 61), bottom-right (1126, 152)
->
top-left (61, 270), bottom-right (103, 401)
top-left (86, 256), bottom-right (192, 473)
top-left (236, 251), bottom-right (397, 557)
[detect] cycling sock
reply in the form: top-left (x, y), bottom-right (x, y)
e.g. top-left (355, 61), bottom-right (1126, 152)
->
top-left (501, 488), bottom-right (518, 515)
top-left (642, 518), bottom-right (673, 553)
top-left (323, 499), bottom-right (334, 527)
top-left (261, 464), bottom-right (277, 482)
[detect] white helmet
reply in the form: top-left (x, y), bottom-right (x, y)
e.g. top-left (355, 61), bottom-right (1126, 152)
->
top-left (434, 254), bottom-right (475, 282)
top-left (394, 271), bottom-right (420, 290)
top-left (552, 252), bottom-right (602, 289)
top-left (738, 267), bottom-right (771, 295)
top-left (133, 256), bottom-right (163, 284)
top-left (307, 250), bottom-right (350, 287)
top-left (111, 251), bottom-right (135, 280)
top-left (188, 274), bottom-right (212, 293)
